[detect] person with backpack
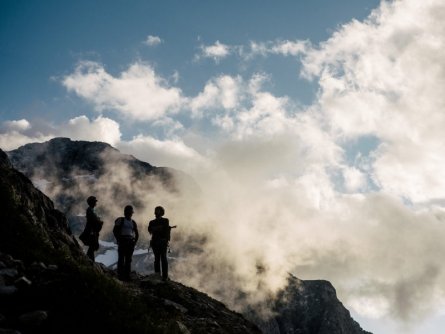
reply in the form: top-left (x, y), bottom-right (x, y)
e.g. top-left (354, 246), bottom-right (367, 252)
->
top-left (83, 196), bottom-right (103, 262)
top-left (113, 205), bottom-right (139, 281)
top-left (148, 206), bottom-right (173, 281)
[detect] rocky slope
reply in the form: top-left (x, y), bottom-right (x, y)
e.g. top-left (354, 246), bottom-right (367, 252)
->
top-left (0, 148), bottom-right (260, 334)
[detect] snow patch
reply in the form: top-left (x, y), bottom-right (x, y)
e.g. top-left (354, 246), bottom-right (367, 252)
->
top-left (95, 249), bottom-right (118, 267)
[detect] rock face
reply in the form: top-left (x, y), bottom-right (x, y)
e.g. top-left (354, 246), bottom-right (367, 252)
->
top-left (265, 275), bottom-right (372, 334)
top-left (0, 148), bottom-right (260, 334)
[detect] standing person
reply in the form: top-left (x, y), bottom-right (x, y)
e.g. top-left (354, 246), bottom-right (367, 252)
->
top-left (148, 206), bottom-right (172, 281)
top-left (85, 196), bottom-right (103, 262)
top-left (113, 205), bottom-right (139, 281)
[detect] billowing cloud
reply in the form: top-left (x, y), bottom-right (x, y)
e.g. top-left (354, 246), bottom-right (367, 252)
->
top-left (287, 0), bottom-right (445, 324)
top-left (62, 61), bottom-right (184, 121)
top-left (3, 119), bottom-right (31, 131)
top-left (0, 131), bottom-right (52, 151)
top-left (64, 115), bottom-right (121, 145)
top-left (170, 1), bottom-right (445, 327)
top-left (117, 135), bottom-right (209, 173)
top-left (144, 35), bottom-right (163, 46)
top-left (301, 0), bottom-right (445, 203)
top-left (189, 75), bottom-right (243, 116)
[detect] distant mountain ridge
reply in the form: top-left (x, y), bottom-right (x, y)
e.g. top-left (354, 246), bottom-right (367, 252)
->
top-left (7, 137), bottom-right (198, 228)
top-left (8, 137), bottom-right (158, 178)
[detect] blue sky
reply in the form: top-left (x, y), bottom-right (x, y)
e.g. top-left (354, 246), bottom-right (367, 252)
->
top-left (1, 0), bottom-right (378, 125)
top-left (2, 1), bottom-right (445, 333)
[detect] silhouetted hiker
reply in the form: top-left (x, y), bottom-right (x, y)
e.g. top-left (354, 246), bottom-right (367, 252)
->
top-left (113, 205), bottom-right (139, 281)
top-left (148, 206), bottom-right (175, 281)
top-left (82, 196), bottom-right (103, 262)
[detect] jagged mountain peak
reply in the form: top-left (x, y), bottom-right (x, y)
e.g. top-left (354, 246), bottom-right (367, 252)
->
top-left (7, 138), bottom-right (197, 220)
top-left (8, 137), bottom-right (153, 178)
top-left (271, 274), bottom-right (372, 334)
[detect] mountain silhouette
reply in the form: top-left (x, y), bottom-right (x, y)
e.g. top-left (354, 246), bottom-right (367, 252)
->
top-left (7, 137), bottom-right (198, 232)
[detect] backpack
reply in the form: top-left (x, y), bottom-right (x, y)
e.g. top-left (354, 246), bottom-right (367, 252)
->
top-left (113, 217), bottom-right (137, 242)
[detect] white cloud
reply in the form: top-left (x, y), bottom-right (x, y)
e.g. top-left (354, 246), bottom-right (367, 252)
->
top-left (207, 74), bottom-right (294, 139)
top-left (0, 131), bottom-right (52, 151)
top-left (247, 39), bottom-right (309, 59)
top-left (343, 166), bottom-right (366, 192)
top-left (300, 0), bottom-right (445, 203)
top-left (144, 35), bottom-right (163, 46)
top-left (174, 1), bottom-right (445, 325)
top-left (117, 135), bottom-right (208, 173)
top-left (3, 119), bottom-right (31, 131)
top-left (189, 75), bottom-right (243, 116)
top-left (199, 40), bottom-right (231, 62)
top-left (190, 73), bottom-right (292, 138)
top-left (65, 115), bottom-right (121, 145)
top-left (271, 40), bottom-right (309, 56)
top-left (196, 39), bottom-right (309, 62)
top-left (62, 61), bottom-right (184, 121)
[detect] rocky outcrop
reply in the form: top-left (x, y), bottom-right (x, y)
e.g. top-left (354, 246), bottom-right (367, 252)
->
top-left (0, 148), bottom-right (260, 334)
top-left (270, 275), bottom-right (371, 334)
top-left (244, 275), bottom-right (371, 334)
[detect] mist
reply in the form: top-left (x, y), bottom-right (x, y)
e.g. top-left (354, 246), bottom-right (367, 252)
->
top-left (27, 133), bottom-right (445, 329)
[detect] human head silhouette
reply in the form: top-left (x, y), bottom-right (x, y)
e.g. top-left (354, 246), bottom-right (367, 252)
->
top-left (124, 205), bottom-right (134, 219)
top-left (154, 206), bottom-right (165, 218)
top-left (87, 196), bottom-right (97, 207)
